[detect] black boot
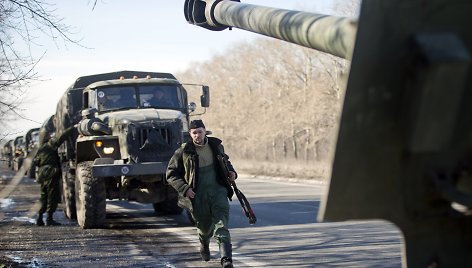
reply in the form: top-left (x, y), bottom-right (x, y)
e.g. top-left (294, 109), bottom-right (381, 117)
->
top-left (200, 239), bottom-right (210, 261)
top-left (219, 243), bottom-right (233, 268)
top-left (46, 213), bottom-right (61, 226)
top-left (36, 213), bottom-right (44, 226)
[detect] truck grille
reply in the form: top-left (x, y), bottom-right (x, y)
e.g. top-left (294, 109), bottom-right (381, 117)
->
top-left (127, 121), bottom-right (181, 163)
top-left (138, 128), bottom-right (171, 147)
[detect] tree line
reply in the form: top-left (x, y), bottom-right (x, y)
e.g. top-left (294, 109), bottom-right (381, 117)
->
top-left (178, 38), bottom-right (349, 180)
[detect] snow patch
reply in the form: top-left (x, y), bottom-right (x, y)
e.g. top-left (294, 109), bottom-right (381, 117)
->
top-left (6, 254), bottom-right (45, 267)
top-left (12, 216), bottom-right (37, 224)
top-left (0, 198), bottom-right (14, 208)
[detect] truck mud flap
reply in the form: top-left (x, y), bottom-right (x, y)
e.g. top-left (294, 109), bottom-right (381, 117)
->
top-left (92, 158), bottom-right (168, 177)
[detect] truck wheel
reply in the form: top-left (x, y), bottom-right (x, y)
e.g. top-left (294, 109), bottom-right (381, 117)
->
top-left (153, 197), bottom-right (183, 215)
top-left (62, 171), bottom-right (77, 219)
top-left (75, 161), bottom-right (106, 228)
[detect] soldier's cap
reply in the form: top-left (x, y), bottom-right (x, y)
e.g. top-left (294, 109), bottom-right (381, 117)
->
top-left (189, 119), bottom-right (205, 130)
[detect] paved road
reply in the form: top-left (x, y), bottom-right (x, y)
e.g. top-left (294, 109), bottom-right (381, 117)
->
top-left (0, 164), bottom-right (403, 267)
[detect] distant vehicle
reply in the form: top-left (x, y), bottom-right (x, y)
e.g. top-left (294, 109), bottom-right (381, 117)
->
top-left (23, 127), bottom-right (40, 178)
top-left (38, 115), bottom-right (56, 146)
top-left (12, 135), bottom-right (26, 172)
top-left (1, 139), bottom-right (14, 168)
top-left (54, 70), bottom-right (210, 228)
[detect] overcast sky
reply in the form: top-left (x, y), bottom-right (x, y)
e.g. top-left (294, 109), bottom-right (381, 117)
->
top-left (12, 0), bottom-right (345, 139)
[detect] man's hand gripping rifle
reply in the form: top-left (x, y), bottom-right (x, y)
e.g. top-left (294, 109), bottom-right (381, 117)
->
top-left (217, 154), bottom-right (257, 225)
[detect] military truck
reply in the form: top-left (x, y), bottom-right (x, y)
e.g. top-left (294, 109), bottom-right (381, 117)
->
top-left (0, 143), bottom-right (5, 165)
top-left (38, 115), bottom-right (56, 146)
top-left (2, 139), bottom-right (14, 168)
top-left (23, 127), bottom-right (40, 178)
top-left (55, 70), bottom-right (209, 228)
top-left (12, 135), bottom-right (26, 172)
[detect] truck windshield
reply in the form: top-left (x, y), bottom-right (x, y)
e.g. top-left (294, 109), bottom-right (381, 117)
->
top-left (97, 86), bottom-right (137, 111)
top-left (96, 85), bottom-right (183, 112)
top-left (139, 85), bottom-right (183, 109)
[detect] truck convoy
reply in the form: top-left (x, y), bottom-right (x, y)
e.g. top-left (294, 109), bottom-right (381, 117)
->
top-left (1, 128), bottom-right (39, 177)
top-left (54, 70), bottom-right (209, 228)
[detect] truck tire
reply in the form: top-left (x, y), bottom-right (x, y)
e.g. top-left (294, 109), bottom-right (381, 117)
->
top-left (153, 197), bottom-right (183, 215)
top-left (62, 170), bottom-right (77, 219)
top-left (75, 161), bottom-right (106, 228)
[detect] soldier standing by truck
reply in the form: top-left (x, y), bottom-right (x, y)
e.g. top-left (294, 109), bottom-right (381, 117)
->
top-left (34, 125), bottom-right (77, 226)
top-left (166, 120), bottom-right (237, 268)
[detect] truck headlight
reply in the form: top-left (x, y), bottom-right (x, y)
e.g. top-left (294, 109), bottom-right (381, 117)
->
top-left (103, 147), bottom-right (115, 154)
top-left (95, 140), bottom-right (114, 154)
top-left (93, 139), bottom-right (120, 159)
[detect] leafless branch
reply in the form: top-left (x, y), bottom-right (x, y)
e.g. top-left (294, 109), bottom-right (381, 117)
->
top-left (0, 0), bottom-right (81, 135)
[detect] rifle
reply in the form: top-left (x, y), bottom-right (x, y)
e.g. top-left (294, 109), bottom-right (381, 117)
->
top-left (217, 154), bottom-right (257, 225)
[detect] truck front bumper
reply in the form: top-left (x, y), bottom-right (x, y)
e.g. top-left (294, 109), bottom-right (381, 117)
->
top-left (92, 158), bottom-right (168, 177)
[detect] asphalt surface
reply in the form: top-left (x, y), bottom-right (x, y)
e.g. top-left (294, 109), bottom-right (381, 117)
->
top-left (0, 163), bottom-right (403, 267)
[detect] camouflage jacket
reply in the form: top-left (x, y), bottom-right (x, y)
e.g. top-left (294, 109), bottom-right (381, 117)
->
top-left (33, 126), bottom-right (75, 168)
top-left (166, 137), bottom-right (237, 204)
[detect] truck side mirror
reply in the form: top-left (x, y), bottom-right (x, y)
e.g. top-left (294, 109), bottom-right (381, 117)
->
top-left (200, 86), bottom-right (210, 107)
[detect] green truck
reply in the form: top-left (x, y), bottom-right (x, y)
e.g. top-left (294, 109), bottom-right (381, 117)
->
top-left (55, 70), bottom-right (209, 228)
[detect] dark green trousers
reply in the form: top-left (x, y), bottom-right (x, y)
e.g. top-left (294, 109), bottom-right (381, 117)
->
top-left (193, 165), bottom-right (231, 245)
top-left (38, 174), bottom-right (61, 215)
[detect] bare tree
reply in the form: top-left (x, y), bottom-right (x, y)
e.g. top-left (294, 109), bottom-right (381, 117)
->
top-left (176, 0), bottom-right (359, 179)
top-left (177, 36), bottom-right (348, 179)
top-left (0, 0), bottom-right (80, 137)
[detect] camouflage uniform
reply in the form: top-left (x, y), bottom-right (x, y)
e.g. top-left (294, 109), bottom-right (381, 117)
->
top-left (34, 126), bottom-right (75, 226)
top-left (166, 136), bottom-right (236, 267)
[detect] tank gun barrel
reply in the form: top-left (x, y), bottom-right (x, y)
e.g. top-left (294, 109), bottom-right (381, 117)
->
top-left (184, 0), bottom-right (357, 59)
